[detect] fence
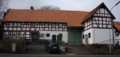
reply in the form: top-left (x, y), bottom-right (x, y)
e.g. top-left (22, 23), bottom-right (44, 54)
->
top-left (0, 40), bottom-right (25, 53)
top-left (25, 39), bottom-right (66, 46)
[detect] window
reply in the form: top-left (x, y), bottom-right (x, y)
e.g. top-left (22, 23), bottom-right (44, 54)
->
top-left (17, 32), bottom-right (21, 37)
top-left (88, 33), bottom-right (91, 38)
top-left (18, 23), bottom-right (21, 27)
top-left (9, 32), bottom-right (12, 37)
top-left (13, 32), bottom-right (16, 37)
top-left (83, 35), bottom-right (84, 39)
top-left (59, 24), bottom-right (62, 28)
top-left (14, 23), bottom-right (17, 27)
top-left (46, 33), bottom-right (50, 37)
top-left (116, 34), bottom-right (119, 37)
top-left (45, 23), bottom-right (48, 28)
top-left (10, 23), bottom-right (13, 27)
top-left (52, 23), bottom-right (56, 28)
top-left (31, 23), bottom-right (35, 27)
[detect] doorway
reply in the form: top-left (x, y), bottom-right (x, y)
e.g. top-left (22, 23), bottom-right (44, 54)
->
top-left (52, 35), bottom-right (56, 42)
top-left (32, 33), bottom-right (38, 41)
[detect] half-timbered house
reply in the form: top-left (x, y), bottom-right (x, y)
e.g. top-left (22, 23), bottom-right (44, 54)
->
top-left (114, 22), bottom-right (120, 45)
top-left (2, 3), bottom-right (116, 45)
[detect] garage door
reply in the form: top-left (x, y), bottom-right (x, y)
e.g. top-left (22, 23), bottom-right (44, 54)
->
top-left (68, 28), bottom-right (82, 45)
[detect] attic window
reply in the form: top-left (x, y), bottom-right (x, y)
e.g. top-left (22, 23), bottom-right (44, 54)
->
top-left (31, 23), bottom-right (35, 27)
top-left (59, 23), bottom-right (62, 28)
top-left (45, 23), bottom-right (48, 28)
top-left (52, 23), bottom-right (56, 28)
top-left (18, 23), bottom-right (21, 27)
top-left (14, 23), bottom-right (17, 27)
top-left (10, 23), bottom-right (13, 27)
top-left (116, 34), bottom-right (119, 37)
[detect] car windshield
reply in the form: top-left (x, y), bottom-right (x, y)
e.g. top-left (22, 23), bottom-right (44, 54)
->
top-left (51, 43), bottom-right (59, 47)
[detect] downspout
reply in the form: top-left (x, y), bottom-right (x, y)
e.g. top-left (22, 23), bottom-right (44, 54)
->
top-left (113, 21), bottom-right (115, 46)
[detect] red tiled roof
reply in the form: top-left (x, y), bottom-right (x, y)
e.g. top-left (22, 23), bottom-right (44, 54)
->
top-left (3, 10), bottom-right (89, 27)
top-left (115, 22), bottom-right (120, 32)
top-left (81, 3), bottom-right (102, 23)
top-left (81, 3), bottom-right (115, 24)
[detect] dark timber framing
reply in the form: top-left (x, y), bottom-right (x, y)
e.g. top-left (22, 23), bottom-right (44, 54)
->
top-left (3, 22), bottom-right (68, 39)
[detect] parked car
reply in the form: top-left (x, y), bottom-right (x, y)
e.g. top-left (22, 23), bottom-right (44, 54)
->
top-left (44, 42), bottom-right (60, 53)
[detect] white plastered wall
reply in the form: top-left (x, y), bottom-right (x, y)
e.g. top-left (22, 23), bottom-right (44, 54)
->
top-left (40, 31), bottom-right (68, 43)
top-left (82, 28), bottom-right (93, 44)
top-left (93, 28), bottom-right (113, 44)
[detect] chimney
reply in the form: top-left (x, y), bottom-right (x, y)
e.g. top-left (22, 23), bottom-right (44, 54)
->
top-left (30, 6), bottom-right (34, 10)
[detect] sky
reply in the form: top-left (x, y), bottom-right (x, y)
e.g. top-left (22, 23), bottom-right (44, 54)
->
top-left (7, 0), bottom-right (120, 21)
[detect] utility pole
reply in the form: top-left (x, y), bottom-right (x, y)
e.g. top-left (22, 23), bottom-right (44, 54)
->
top-left (109, 1), bottom-right (120, 54)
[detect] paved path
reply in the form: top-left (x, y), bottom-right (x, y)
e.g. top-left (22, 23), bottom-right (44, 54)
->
top-left (68, 45), bottom-right (93, 55)
top-left (25, 45), bottom-right (63, 55)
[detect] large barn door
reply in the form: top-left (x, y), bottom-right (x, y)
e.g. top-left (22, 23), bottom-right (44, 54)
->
top-left (68, 28), bottom-right (82, 45)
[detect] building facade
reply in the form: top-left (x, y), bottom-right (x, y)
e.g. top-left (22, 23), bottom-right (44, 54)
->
top-left (2, 3), bottom-right (116, 45)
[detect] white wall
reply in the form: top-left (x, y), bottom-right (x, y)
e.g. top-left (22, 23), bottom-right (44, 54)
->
top-left (40, 31), bottom-right (68, 43)
top-left (93, 28), bottom-right (113, 44)
top-left (82, 28), bottom-right (93, 44)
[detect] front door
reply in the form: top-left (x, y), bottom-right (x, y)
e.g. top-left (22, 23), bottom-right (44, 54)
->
top-left (32, 33), bottom-right (38, 41)
top-left (52, 35), bottom-right (56, 42)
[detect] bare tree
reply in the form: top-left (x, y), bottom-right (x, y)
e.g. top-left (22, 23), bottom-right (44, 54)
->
top-left (0, 0), bottom-right (9, 20)
top-left (39, 6), bottom-right (60, 10)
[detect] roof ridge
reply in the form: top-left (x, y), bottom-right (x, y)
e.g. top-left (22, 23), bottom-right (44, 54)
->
top-left (9, 9), bottom-right (90, 12)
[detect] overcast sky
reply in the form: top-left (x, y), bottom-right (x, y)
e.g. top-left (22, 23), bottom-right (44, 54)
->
top-left (8, 0), bottom-right (120, 21)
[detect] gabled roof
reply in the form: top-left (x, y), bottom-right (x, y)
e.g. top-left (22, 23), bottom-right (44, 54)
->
top-left (114, 22), bottom-right (120, 32)
top-left (3, 9), bottom-right (89, 27)
top-left (81, 3), bottom-right (116, 24)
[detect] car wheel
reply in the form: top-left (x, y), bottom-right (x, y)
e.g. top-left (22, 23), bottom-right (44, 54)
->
top-left (48, 50), bottom-right (50, 53)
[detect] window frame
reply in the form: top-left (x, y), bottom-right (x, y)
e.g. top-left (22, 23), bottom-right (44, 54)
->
top-left (88, 33), bottom-right (91, 38)
top-left (31, 23), bottom-right (35, 27)
top-left (10, 23), bottom-right (13, 27)
top-left (17, 32), bottom-right (21, 37)
top-left (59, 23), bottom-right (62, 28)
top-left (83, 35), bottom-right (84, 39)
top-left (14, 23), bottom-right (17, 27)
top-left (13, 32), bottom-right (17, 37)
top-left (116, 34), bottom-right (119, 37)
top-left (52, 23), bottom-right (56, 28)
top-left (18, 23), bottom-right (21, 27)
top-left (9, 32), bottom-right (12, 37)
top-left (46, 33), bottom-right (50, 37)
top-left (45, 23), bottom-right (49, 28)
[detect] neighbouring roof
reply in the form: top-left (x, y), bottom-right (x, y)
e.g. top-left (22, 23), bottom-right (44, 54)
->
top-left (115, 22), bottom-right (120, 32)
top-left (81, 3), bottom-right (116, 24)
top-left (3, 9), bottom-right (89, 27)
